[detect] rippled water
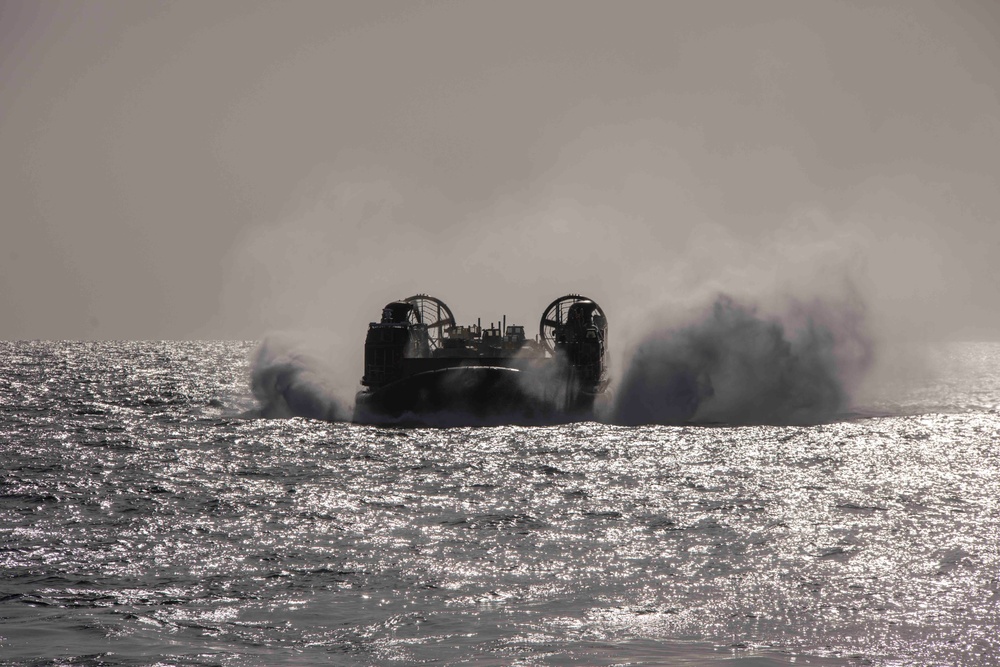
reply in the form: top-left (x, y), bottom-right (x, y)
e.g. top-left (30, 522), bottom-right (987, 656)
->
top-left (1, 341), bottom-right (998, 665)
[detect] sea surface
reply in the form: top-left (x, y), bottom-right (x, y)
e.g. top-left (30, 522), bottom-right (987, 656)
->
top-left (1, 340), bottom-right (998, 666)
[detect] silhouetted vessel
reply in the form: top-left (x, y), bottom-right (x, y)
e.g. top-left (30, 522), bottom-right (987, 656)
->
top-left (354, 294), bottom-right (609, 425)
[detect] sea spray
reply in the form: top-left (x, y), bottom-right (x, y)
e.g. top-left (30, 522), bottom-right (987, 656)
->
top-left (613, 293), bottom-right (872, 425)
top-left (247, 290), bottom-right (872, 426)
top-left (249, 334), bottom-right (350, 421)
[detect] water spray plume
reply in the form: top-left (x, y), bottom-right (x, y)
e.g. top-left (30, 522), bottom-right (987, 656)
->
top-left (613, 292), bottom-right (873, 425)
top-left (249, 334), bottom-right (350, 422)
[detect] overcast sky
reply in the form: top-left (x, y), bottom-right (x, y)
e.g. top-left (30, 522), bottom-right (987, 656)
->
top-left (2, 0), bottom-right (998, 342)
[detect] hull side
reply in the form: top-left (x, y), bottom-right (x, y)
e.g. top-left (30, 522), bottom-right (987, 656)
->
top-left (354, 365), bottom-right (594, 426)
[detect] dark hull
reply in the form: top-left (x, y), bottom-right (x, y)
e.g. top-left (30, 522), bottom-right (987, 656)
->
top-left (353, 365), bottom-right (596, 426)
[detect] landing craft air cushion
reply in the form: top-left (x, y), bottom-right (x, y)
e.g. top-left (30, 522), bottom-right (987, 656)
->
top-left (353, 294), bottom-right (609, 424)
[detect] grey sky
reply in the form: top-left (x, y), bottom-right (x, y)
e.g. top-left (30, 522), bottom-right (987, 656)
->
top-left (2, 0), bottom-right (998, 341)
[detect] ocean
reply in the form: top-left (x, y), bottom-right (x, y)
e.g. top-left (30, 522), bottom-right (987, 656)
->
top-left (1, 340), bottom-right (997, 665)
